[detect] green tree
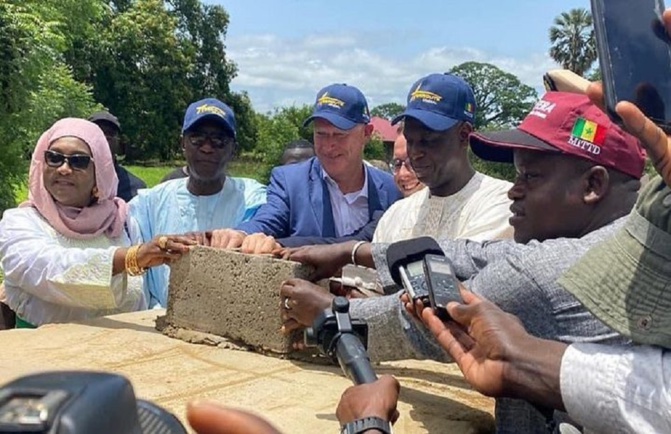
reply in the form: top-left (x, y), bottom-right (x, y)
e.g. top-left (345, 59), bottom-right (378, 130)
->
top-left (371, 102), bottom-right (405, 121)
top-left (0, 1), bottom-right (100, 212)
top-left (449, 62), bottom-right (538, 130)
top-left (91, 0), bottom-right (193, 161)
top-left (227, 91), bottom-right (259, 153)
top-left (468, 150), bottom-right (517, 182)
top-left (549, 8), bottom-right (597, 77)
top-left (169, 0), bottom-right (255, 152)
top-left (587, 68), bottom-right (601, 82)
top-left (66, 0), bottom-right (252, 161)
top-left (250, 105), bottom-right (313, 181)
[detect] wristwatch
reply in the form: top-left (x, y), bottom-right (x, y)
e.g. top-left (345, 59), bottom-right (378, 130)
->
top-left (340, 416), bottom-right (392, 434)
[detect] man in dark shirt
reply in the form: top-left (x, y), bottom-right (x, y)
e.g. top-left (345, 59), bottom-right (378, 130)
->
top-left (160, 165), bottom-right (189, 183)
top-left (89, 111), bottom-right (147, 202)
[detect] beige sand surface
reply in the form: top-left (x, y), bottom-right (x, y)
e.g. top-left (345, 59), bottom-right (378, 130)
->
top-left (0, 310), bottom-right (495, 433)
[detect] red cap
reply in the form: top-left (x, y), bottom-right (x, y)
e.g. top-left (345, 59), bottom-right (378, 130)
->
top-left (469, 92), bottom-right (646, 179)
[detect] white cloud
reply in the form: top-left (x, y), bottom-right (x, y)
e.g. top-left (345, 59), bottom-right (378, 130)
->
top-left (228, 32), bottom-right (560, 113)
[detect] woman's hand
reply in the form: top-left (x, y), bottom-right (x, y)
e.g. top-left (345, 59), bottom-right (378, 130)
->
top-left (136, 235), bottom-right (197, 269)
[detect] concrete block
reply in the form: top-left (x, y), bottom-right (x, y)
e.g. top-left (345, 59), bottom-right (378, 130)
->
top-left (162, 246), bottom-right (313, 355)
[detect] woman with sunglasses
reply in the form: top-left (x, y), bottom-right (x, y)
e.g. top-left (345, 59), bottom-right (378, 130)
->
top-left (0, 118), bottom-right (194, 328)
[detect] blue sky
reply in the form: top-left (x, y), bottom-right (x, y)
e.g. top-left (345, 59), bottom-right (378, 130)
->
top-left (210, 0), bottom-right (590, 112)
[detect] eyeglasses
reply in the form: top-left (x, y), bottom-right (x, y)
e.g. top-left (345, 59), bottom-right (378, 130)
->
top-left (390, 158), bottom-right (414, 174)
top-left (187, 132), bottom-right (234, 149)
top-left (44, 150), bottom-right (94, 171)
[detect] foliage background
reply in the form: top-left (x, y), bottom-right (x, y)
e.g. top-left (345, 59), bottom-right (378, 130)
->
top-left (2, 2), bottom-right (617, 211)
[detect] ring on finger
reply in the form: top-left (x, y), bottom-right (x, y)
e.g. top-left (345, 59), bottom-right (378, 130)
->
top-left (158, 236), bottom-right (169, 250)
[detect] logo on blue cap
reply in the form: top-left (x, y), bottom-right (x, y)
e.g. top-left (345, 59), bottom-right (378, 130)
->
top-left (410, 83), bottom-right (443, 104)
top-left (317, 92), bottom-right (346, 109)
top-left (392, 73), bottom-right (476, 131)
top-left (303, 84), bottom-right (370, 131)
top-left (182, 98), bottom-right (236, 136)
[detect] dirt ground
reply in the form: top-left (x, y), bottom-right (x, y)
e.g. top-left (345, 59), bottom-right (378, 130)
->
top-left (0, 310), bottom-right (495, 433)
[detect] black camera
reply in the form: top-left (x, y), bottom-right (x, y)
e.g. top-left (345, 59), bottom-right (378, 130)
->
top-left (304, 296), bottom-right (377, 385)
top-left (0, 371), bottom-right (186, 434)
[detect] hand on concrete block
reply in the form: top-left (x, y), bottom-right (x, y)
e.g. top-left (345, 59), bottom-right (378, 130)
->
top-left (240, 233), bottom-right (282, 255)
top-left (183, 231), bottom-right (213, 247)
top-left (210, 229), bottom-right (246, 249)
top-left (280, 278), bottom-right (334, 335)
top-left (136, 235), bottom-right (197, 269)
top-left (285, 242), bottom-right (353, 280)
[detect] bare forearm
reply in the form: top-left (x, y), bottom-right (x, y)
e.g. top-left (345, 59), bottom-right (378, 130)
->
top-left (353, 242), bottom-right (375, 269)
top-left (330, 241), bottom-right (376, 269)
top-left (505, 336), bottom-right (568, 411)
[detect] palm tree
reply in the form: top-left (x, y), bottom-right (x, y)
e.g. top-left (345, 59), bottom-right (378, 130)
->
top-left (549, 8), bottom-right (597, 77)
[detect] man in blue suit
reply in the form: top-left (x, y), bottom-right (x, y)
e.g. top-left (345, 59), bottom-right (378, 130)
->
top-left (211, 83), bottom-right (402, 249)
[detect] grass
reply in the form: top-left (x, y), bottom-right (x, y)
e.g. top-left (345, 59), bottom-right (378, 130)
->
top-left (126, 165), bottom-right (175, 188)
top-left (12, 160), bottom-right (269, 204)
top-left (127, 161), bottom-right (268, 187)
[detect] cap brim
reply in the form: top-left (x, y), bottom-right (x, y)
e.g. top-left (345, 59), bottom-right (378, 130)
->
top-left (391, 109), bottom-right (460, 131)
top-left (469, 129), bottom-right (559, 163)
top-left (89, 114), bottom-right (120, 129)
top-left (558, 209), bottom-right (671, 348)
top-left (183, 114), bottom-right (235, 136)
top-left (303, 114), bottom-right (359, 131)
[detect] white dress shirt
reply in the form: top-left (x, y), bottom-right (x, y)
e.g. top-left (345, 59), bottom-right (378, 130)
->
top-left (322, 168), bottom-right (369, 237)
top-left (561, 342), bottom-right (671, 434)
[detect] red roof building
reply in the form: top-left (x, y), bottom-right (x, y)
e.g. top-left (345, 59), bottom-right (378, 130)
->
top-left (370, 116), bottom-right (398, 143)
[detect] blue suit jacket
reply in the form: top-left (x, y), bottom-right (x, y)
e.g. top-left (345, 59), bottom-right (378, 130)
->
top-left (236, 157), bottom-right (401, 240)
top-left (277, 210), bottom-right (384, 247)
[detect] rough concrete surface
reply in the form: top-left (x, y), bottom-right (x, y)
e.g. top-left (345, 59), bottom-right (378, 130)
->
top-left (163, 247), bottom-right (314, 354)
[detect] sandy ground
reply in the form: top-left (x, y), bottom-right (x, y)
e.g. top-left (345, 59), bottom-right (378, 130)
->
top-left (0, 309), bottom-right (495, 433)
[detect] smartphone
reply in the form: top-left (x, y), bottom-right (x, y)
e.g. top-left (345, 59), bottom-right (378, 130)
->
top-left (398, 260), bottom-right (429, 304)
top-left (422, 254), bottom-right (462, 321)
top-left (592, 0), bottom-right (671, 131)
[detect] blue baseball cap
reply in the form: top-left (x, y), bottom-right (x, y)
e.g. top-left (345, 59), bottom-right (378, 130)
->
top-left (182, 98), bottom-right (236, 137)
top-left (392, 73), bottom-right (476, 131)
top-left (303, 84), bottom-right (371, 130)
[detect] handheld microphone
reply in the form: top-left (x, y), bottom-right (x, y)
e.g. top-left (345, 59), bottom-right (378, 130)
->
top-left (386, 237), bottom-right (462, 319)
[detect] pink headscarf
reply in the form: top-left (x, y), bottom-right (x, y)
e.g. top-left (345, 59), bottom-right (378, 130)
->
top-left (20, 118), bottom-right (129, 240)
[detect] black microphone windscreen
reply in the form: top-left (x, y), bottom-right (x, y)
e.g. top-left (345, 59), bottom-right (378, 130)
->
top-left (385, 236), bottom-right (444, 286)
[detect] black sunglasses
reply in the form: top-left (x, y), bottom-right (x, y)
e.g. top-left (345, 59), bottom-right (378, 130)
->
top-left (187, 132), bottom-right (234, 149)
top-left (44, 150), bottom-right (94, 171)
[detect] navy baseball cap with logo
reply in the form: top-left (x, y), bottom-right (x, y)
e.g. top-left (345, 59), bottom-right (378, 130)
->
top-left (391, 73), bottom-right (477, 131)
top-left (182, 98), bottom-right (237, 137)
top-left (303, 84), bottom-right (371, 130)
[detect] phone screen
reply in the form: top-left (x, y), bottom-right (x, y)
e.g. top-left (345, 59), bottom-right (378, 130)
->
top-left (594, 0), bottom-right (671, 128)
top-left (406, 261), bottom-right (424, 277)
top-left (428, 260), bottom-right (454, 276)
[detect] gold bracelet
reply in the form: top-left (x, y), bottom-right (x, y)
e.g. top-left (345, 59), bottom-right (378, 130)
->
top-left (125, 245), bottom-right (146, 276)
